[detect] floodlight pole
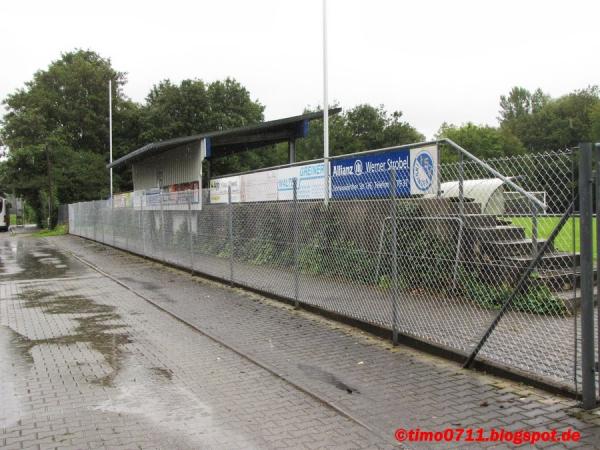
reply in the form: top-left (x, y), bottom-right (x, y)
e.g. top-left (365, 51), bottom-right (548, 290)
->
top-left (322, 0), bottom-right (329, 205)
top-left (109, 79), bottom-right (113, 199)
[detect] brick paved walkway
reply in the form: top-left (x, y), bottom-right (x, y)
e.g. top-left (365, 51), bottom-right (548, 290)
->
top-left (0, 235), bottom-right (389, 449)
top-left (49, 234), bottom-right (600, 449)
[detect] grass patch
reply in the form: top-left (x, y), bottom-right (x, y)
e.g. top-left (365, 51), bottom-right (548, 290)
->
top-left (32, 224), bottom-right (68, 237)
top-left (508, 216), bottom-right (595, 255)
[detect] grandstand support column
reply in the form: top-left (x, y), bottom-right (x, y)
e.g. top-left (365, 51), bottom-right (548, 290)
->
top-left (288, 139), bottom-right (296, 164)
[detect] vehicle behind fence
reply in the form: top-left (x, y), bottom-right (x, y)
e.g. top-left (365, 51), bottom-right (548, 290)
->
top-left (68, 140), bottom-right (599, 405)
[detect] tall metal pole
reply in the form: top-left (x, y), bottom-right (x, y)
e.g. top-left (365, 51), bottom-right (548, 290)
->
top-left (228, 185), bottom-right (234, 285)
top-left (322, 0), bottom-right (329, 206)
top-left (141, 193), bottom-right (146, 256)
top-left (109, 79), bottom-right (113, 199)
top-left (595, 142), bottom-right (600, 401)
top-left (45, 144), bottom-right (52, 228)
top-left (293, 178), bottom-right (300, 308)
top-left (187, 194), bottom-right (194, 276)
top-left (578, 142), bottom-right (596, 410)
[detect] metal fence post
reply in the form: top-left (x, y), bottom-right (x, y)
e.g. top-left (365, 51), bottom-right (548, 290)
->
top-left (140, 194), bottom-right (146, 256)
top-left (98, 201), bottom-right (102, 243)
top-left (112, 197), bottom-right (116, 247)
top-left (531, 201), bottom-right (538, 258)
top-left (390, 167), bottom-right (399, 345)
top-left (595, 142), bottom-right (600, 401)
top-left (578, 142), bottom-right (596, 410)
top-left (458, 151), bottom-right (464, 216)
top-left (293, 178), bottom-right (300, 308)
top-left (228, 185), bottom-right (234, 285)
top-left (125, 203), bottom-right (129, 251)
top-left (187, 193), bottom-right (194, 275)
top-left (159, 191), bottom-right (165, 262)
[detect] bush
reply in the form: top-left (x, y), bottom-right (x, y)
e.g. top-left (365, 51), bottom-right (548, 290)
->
top-left (461, 272), bottom-right (569, 315)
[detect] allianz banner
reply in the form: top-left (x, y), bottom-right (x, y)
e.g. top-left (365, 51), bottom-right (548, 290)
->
top-left (330, 144), bottom-right (438, 199)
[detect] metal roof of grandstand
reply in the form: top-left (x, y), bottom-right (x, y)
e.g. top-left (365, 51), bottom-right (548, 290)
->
top-left (107, 108), bottom-right (341, 169)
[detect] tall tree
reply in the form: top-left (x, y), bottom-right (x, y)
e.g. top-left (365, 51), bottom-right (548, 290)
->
top-left (139, 77), bottom-right (267, 177)
top-left (499, 86), bottom-right (600, 151)
top-left (295, 104), bottom-right (425, 163)
top-left (140, 77), bottom-right (264, 143)
top-left (436, 122), bottom-right (526, 162)
top-left (0, 49), bottom-right (141, 224)
top-left (499, 87), bottom-right (550, 122)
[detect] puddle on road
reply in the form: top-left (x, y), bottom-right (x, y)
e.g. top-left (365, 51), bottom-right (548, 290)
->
top-left (120, 276), bottom-right (163, 292)
top-left (91, 363), bottom-right (255, 449)
top-left (18, 287), bottom-right (131, 386)
top-left (150, 367), bottom-right (174, 380)
top-left (0, 325), bottom-right (34, 427)
top-left (0, 238), bottom-right (86, 280)
top-left (298, 364), bottom-right (360, 394)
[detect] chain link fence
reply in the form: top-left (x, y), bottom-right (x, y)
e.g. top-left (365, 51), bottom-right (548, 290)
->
top-left (69, 145), bottom-right (596, 395)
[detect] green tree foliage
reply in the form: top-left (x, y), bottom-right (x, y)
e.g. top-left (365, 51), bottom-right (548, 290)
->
top-left (295, 104), bottom-right (425, 162)
top-left (499, 86), bottom-right (600, 151)
top-left (498, 86), bottom-right (550, 122)
top-left (140, 78), bottom-right (264, 142)
top-left (139, 77), bottom-right (268, 177)
top-left (0, 50), bottom-right (141, 224)
top-left (436, 122), bottom-right (526, 162)
top-left (590, 102), bottom-right (600, 141)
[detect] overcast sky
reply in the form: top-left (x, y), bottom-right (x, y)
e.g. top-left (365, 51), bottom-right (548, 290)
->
top-left (1, 0), bottom-right (598, 139)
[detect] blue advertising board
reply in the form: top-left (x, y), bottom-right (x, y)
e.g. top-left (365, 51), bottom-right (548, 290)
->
top-left (331, 147), bottom-right (409, 199)
top-left (330, 145), bottom-right (437, 199)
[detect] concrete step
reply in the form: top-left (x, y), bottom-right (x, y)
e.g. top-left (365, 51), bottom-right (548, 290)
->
top-left (445, 202), bottom-right (482, 215)
top-left (555, 286), bottom-right (598, 313)
top-left (497, 218), bottom-right (514, 226)
top-left (468, 225), bottom-right (526, 242)
top-left (532, 267), bottom-right (597, 291)
top-left (460, 214), bottom-right (501, 227)
top-left (503, 252), bottom-right (580, 270)
top-left (480, 238), bottom-right (551, 258)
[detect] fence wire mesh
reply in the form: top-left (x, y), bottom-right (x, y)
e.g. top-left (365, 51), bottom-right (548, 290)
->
top-left (69, 147), bottom-right (595, 393)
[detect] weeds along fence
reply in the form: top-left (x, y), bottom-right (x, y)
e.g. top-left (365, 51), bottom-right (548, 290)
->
top-left (69, 145), bottom-right (595, 396)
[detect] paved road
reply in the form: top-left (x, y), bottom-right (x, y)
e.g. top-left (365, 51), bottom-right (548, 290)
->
top-left (2, 233), bottom-right (600, 449)
top-left (0, 233), bottom-right (389, 449)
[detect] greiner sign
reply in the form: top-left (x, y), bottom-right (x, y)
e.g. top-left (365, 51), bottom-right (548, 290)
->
top-left (209, 162), bottom-right (325, 203)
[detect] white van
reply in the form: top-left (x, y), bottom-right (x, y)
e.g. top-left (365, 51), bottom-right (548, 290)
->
top-left (0, 196), bottom-right (10, 231)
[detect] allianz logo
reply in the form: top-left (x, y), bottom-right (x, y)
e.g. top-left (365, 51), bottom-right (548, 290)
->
top-left (332, 157), bottom-right (408, 177)
top-left (331, 160), bottom-right (364, 177)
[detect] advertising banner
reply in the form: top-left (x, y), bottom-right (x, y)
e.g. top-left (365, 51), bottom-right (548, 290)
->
top-left (330, 144), bottom-right (438, 199)
top-left (410, 146), bottom-right (438, 195)
top-left (113, 192), bottom-right (133, 208)
top-left (164, 181), bottom-right (200, 205)
top-left (209, 176), bottom-right (241, 203)
top-left (210, 162), bottom-right (325, 203)
top-left (276, 162), bottom-right (325, 201)
top-left (240, 170), bottom-right (278, 202)
top-left (209, 144), bottom-right (437, 203)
